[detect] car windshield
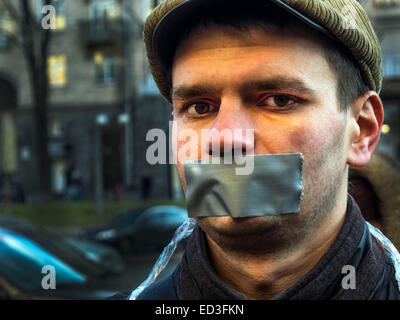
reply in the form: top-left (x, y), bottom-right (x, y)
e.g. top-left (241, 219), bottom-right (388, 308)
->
top-left (0, 228), bottom-right (109, 292)
top-left (138, 206), bottom-right (187, 231)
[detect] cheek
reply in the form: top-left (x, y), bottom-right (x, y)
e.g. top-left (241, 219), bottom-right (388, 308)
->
top-left (289, 115), bottom-right (346, 156)
top-left (288, 119), bottom-right (348, 182)
top-left (289, 126), bottom-right (326, 157)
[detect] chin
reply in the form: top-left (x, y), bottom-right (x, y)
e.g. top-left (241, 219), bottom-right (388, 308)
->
top-left (195, 214), bottom-right (302, 254)
top-left (195, 214), bottom-right (296, 238)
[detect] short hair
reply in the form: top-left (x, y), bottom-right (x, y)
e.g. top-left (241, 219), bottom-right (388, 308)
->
top-left (169, 1), bottom-right (369, 112)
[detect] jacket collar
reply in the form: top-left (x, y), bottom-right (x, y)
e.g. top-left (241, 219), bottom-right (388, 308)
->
top-left (178, 195), bottom-right (385, 299)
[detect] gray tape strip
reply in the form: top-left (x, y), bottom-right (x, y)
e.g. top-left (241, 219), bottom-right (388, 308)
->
top-left (184, 153), bottom-right (304, 218)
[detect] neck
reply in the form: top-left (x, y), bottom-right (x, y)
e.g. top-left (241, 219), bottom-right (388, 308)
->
top-left (205, 198), bottom-right (347, 300)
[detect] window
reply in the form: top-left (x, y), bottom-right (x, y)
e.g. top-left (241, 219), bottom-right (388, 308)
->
top-left (139, 62), bottom-right (158, 95)
top-left (48, 54), bottom-right (67, 87)
top-left (383, 55), bottom-right (400, 78)
top-left (52, 160), bottom-right (66, 193)
top-left (0, 9), bottom-right (15, 48)
top-left (94, 52), bottom-right (116, 84)
top-left (89, 0), bottom-right (121, 20)
top-left (0, 112), bottom-right (17, 173)
top-left (53, 0), bottom-right (66, 30)
top-left (0, 13), bottom-right (15, 34)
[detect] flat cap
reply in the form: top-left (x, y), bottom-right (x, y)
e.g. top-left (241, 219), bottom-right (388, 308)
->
top-left (144, 0), bottom-right (382, 103)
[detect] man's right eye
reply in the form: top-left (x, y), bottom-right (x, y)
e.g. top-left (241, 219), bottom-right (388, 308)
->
top-left (186, 102), bottom-right (212, 116)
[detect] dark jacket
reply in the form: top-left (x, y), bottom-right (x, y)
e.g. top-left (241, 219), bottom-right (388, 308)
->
top-left (349, 153), bottom-right (400, 250)
top-left (114, 195), bottom-right (400, 300)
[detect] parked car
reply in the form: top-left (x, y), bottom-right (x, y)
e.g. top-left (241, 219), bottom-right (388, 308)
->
top-left (0, 214), bottom-right (130, 299)
top-left (79, 205), bottom-right (189, 254)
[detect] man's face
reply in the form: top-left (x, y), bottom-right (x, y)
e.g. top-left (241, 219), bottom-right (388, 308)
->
top-left (171, 24), bottom-right (356, 252)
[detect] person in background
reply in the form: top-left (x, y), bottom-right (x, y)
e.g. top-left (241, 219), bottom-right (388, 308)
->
top-left (349, 153), bottom-right (400, 249)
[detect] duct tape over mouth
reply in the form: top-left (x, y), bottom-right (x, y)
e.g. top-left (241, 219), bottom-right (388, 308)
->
top-left (184, 153), bottom-right (304, 218)
top-left (129, 153), bottom-right (400, 299)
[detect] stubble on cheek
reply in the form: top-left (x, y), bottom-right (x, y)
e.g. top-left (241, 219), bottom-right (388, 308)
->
top-left (288, 116), bottom-right (348, 227)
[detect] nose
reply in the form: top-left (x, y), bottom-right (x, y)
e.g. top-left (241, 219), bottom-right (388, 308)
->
top-left (206, 100), bottom-right (254, 158)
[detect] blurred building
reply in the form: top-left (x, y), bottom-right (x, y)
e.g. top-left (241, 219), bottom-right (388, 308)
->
top-left (364, 0), bottom-right (400, 161)
top-left (0, 1), bottom-right (398, 203)
top-left (0, 0), bottom-right (180, 202)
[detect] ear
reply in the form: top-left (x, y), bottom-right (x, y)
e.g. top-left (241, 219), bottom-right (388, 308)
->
top-left (347, 91), bottom-right (384, 168)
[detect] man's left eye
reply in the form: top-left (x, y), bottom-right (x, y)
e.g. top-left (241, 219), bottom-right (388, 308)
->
top-left (186, 102), bottom-right (212, 115)
top-left (261, 95), bottom-right (295, 108)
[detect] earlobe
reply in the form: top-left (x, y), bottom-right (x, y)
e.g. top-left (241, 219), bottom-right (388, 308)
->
top-left (347, 92), bottom-right (384, 168)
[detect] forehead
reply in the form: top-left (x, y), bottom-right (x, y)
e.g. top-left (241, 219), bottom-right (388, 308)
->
top-left (171, 24), bottom-right (336, 95)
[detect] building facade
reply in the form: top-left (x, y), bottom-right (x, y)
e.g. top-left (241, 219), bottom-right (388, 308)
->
top-left (0, 0), bottom-right (179, 202)
top-left (0, 0), bottom-right (398, 203)
top-left (364, 0), bottom-right (400, 161)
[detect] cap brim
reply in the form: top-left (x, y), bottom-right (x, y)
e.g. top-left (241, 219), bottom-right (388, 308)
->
top-left (152, 0), bottom-right (338, 73)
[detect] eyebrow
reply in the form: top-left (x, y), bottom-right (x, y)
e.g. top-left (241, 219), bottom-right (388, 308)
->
top-left (172, 85), bottom-right (220, 101)
top-left (242, 77), bottom-right (316, 97)
top-left (172, 76), bottom-right (316, 101)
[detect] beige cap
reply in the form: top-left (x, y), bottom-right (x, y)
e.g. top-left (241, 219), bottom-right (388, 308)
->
top-left (144, 0), bottom-right (382, 103)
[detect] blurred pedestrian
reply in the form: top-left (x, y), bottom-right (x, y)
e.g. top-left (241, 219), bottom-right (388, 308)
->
top-left (350, 153), bottom-right (400, 249)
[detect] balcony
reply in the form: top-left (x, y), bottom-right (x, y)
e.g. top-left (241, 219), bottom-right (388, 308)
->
top-left (367, 0), bottom-right (400, 29)
top-left (373, 0), bottom-right (400, 8)
top-left (373, 15), bottom-right (400, 29)
top-left (79, 18), bottom-right (123, 47)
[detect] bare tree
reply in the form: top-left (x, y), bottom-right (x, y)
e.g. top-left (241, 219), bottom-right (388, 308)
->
top-left (0, 0), bottom-right (52, 199)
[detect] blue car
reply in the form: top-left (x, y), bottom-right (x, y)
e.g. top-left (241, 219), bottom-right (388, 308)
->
top-left (79, 205), bottom-right (189, 253)
top-left (0, 214), bottom-right (128, 299)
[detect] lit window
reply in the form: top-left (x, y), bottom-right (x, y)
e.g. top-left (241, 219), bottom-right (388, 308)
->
top-left (0, 9), bottom-right (15, 48)
top-left (53, 0), bottom-right (66, 30)
top-left (48, 55), bottom-right (67, 87)
top-left (94, 52), bottom-right (116, 84)
top-left (1, 17), bottom-right (15, 34)
top-left (55, 14), bottom-right (66, 30)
